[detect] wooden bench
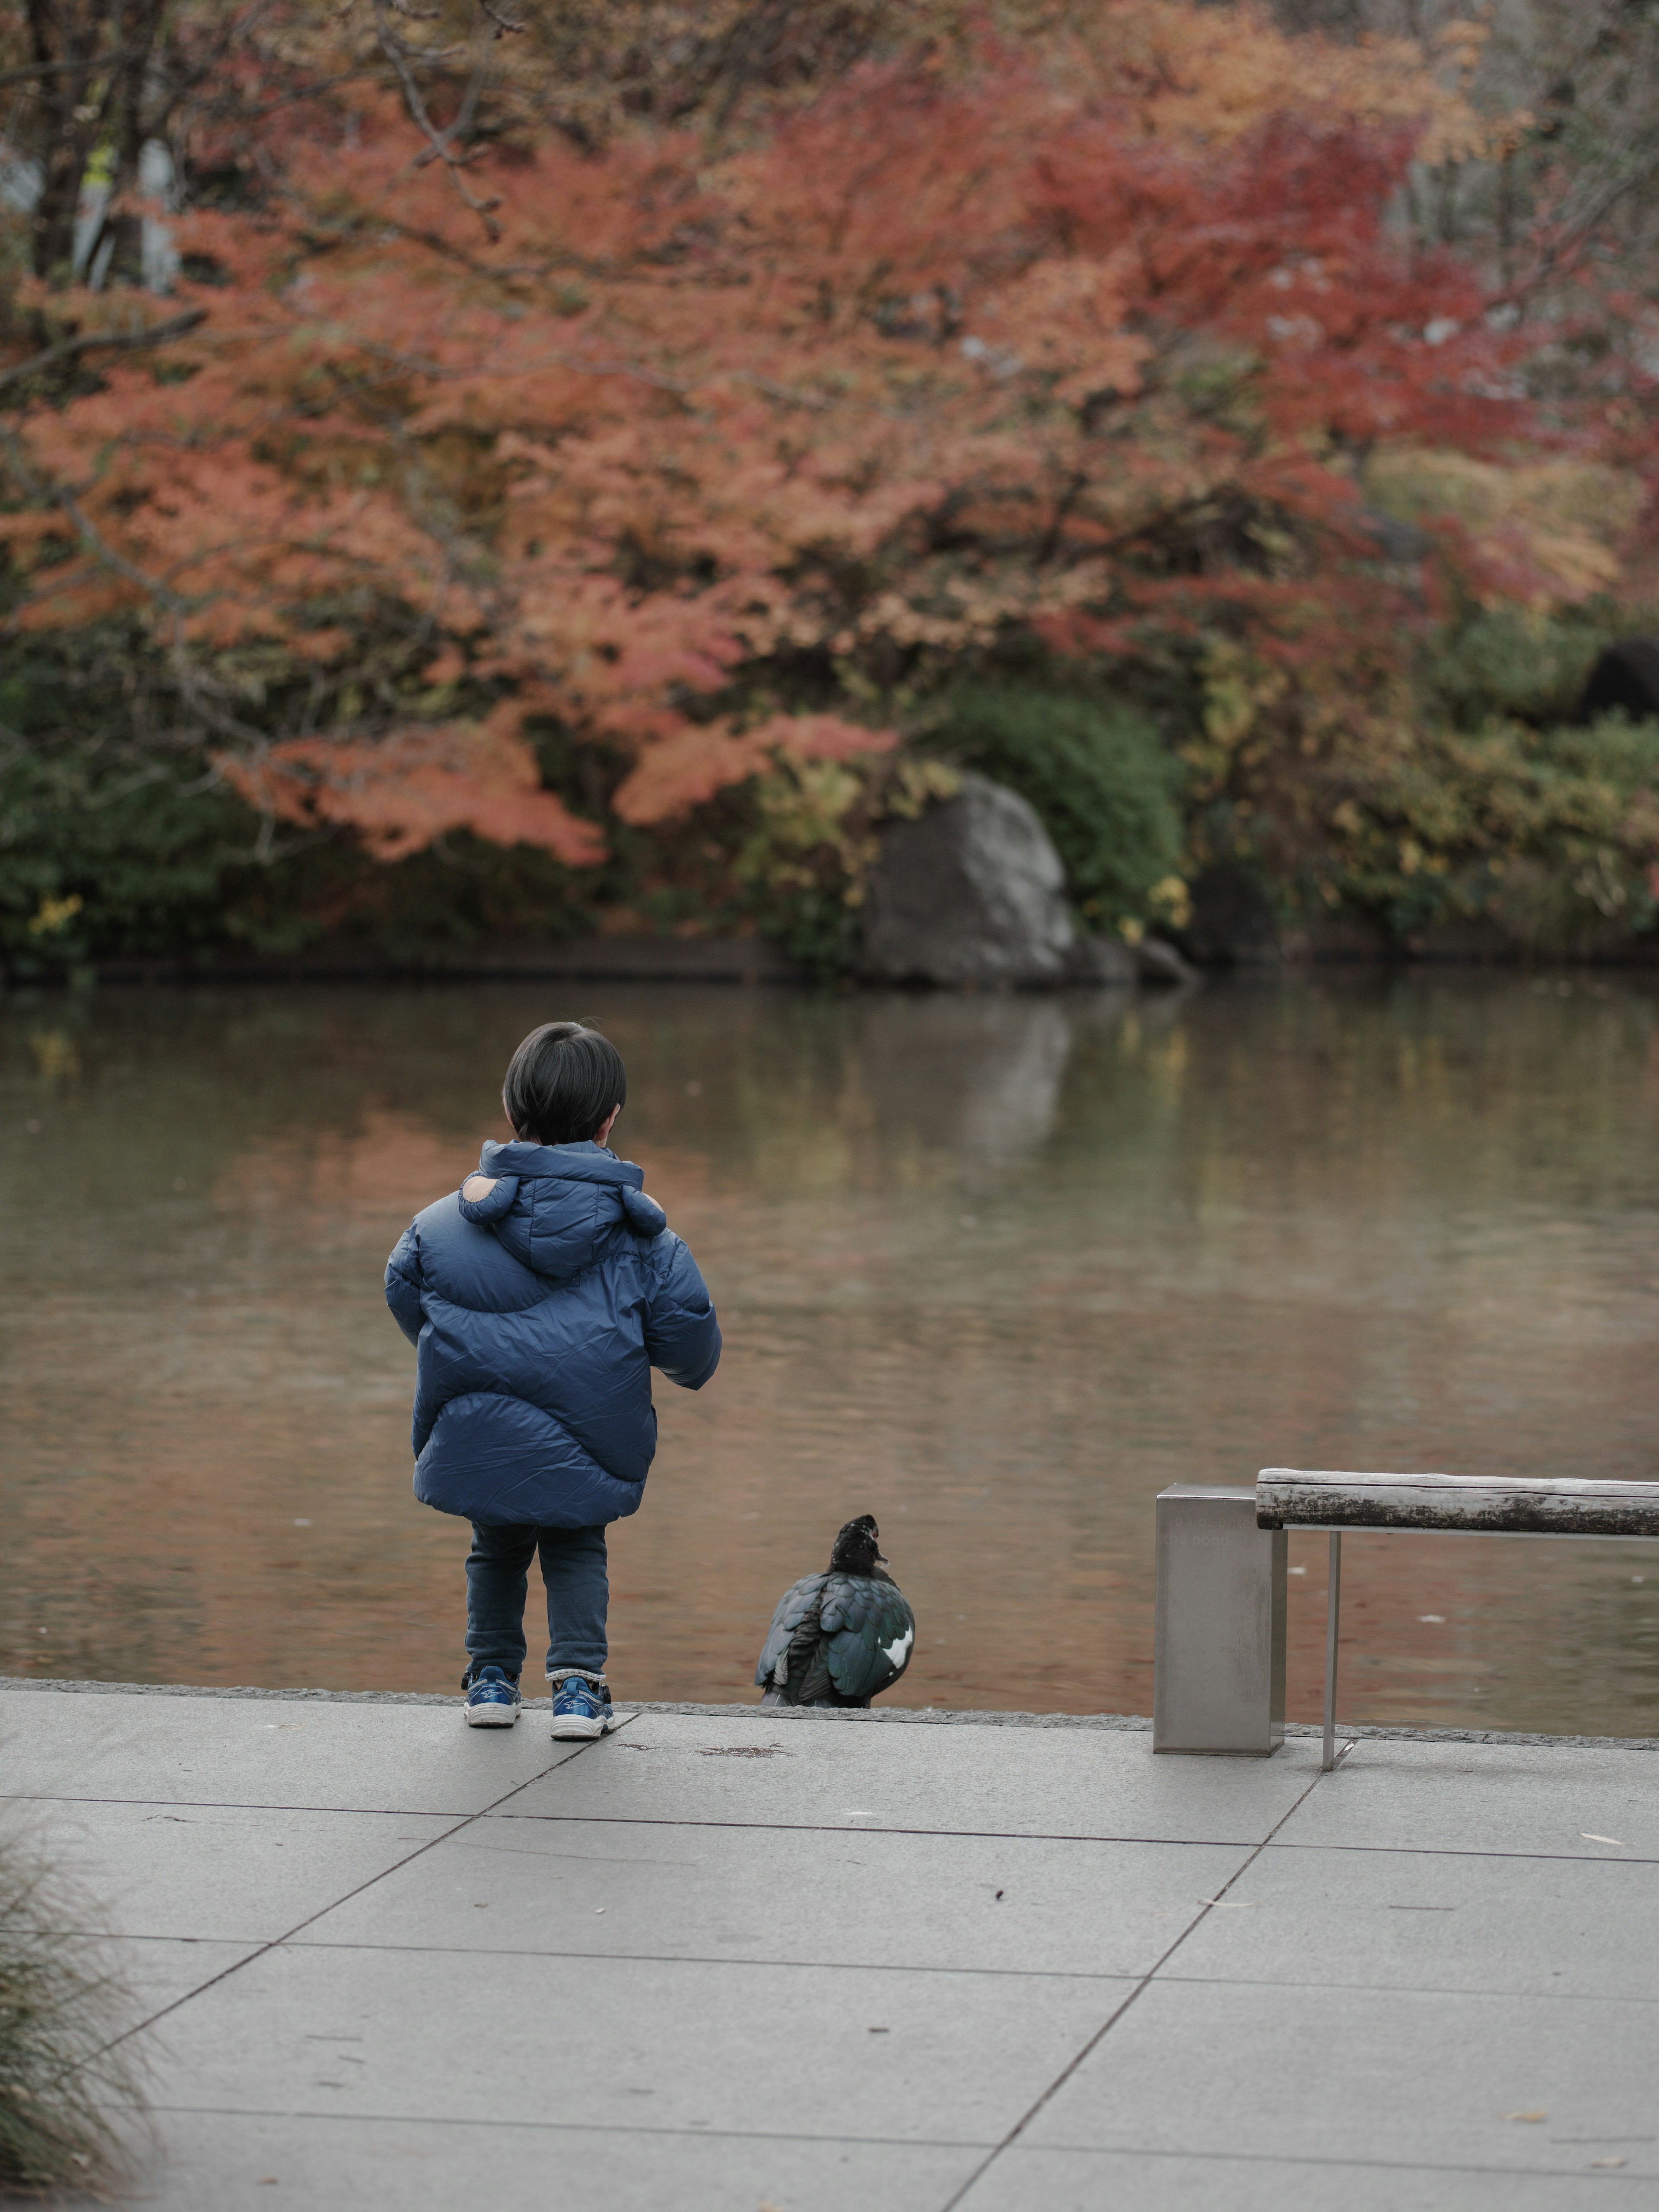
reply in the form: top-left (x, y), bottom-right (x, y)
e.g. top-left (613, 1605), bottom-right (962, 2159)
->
top-left (1256, 1470), bottom-right (1659, 1767)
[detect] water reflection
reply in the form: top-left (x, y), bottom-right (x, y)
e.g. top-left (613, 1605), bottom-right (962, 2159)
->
top-left (857, 995), bottom-right (1078, 1163)
top-left (1, 973), bottom-right (1656, 1733)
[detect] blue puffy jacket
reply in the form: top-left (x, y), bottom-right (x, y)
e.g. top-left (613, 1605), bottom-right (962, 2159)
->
top-left (385, 1138), bottom-right (721, 1528)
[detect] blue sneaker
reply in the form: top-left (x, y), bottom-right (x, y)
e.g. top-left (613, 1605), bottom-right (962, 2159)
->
top-left (550, 1673), bottom-right (614, 1740)
top-left (464, 1665), bottom-right (521, 1728)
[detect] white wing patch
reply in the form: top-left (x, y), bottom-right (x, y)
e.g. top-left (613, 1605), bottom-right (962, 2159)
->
top-left (881, 1627), bottom-right (914, 1670)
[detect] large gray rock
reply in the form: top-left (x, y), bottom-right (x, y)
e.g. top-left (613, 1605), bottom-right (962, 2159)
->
top-left (861, 772), bottom-right (1074, 987)
top-left (1066, 934), bottom-right (1138, 988)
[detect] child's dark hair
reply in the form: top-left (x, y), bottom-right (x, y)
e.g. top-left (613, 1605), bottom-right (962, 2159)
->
top-left (503, 1022), bottom-right (627, 1146)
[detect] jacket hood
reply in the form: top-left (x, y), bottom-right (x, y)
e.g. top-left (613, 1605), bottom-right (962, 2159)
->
top-left (458, 1138), bottom-right (668, 1279)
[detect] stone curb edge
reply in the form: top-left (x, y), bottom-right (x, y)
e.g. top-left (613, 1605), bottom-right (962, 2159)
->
top-left (2, 1677), bottom-right (1656, 1751)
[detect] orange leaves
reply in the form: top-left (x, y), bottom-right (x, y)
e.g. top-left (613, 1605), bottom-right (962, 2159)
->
top-left (219, 709), bottom-right (606, 864)
top-left (610, 723), bottom-right (776, 826)
top-left (0, 1), bottom-right (1607, 867)
top-left (1081, 0), bottom-right (1484, 162)
top-left (611, 713), bottom-right (894, 825)
top-left (758, 714), bottom-right (897, 764)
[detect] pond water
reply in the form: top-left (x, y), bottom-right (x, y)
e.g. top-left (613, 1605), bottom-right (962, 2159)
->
top-left (3, 971), bottom-right (1657, 1734)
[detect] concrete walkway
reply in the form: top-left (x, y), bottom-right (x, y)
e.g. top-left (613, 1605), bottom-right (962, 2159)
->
top-left (3, 1686), bottom-right (1657, 2210)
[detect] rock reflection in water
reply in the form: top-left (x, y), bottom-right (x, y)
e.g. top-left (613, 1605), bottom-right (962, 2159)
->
top-left (0, 973), bottom-right (1656, 1734)
top-left (855, 994), bottom-right (1080, 1163)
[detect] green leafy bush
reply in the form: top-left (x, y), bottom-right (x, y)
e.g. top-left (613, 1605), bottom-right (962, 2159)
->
top-left (0, 735), bottom-right (599, 974)
top-left (1317, 713), bottom-right (1659, 951)
top-left (0, 739), bottom-right (262, 973)
top-left (1424, 607), bottom-right (1614, 731)
top-left (930, 682), bottom-right (1187, 929)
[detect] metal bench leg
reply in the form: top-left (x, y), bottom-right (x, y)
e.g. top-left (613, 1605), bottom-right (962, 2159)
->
top-left (1322, 1531), bottom-right (1341, 1771)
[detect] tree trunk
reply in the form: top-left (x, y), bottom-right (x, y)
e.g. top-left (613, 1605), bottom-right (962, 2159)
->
top-left (24, 0), bottom-right (165, 286)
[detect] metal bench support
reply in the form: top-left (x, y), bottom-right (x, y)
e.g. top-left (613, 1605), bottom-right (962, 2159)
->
top-left (1255, 1468), bottom-right (1659, 1767)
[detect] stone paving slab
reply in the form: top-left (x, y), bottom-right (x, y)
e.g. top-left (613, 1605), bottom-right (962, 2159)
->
top-left (500, 1706), bottom-right (1325, 1841)
top-left (1269, 1736), bottom-right (1659, 1860)
top-left (6, 1686), bottom-right (1658, 2212)
top-left (6, 1797), bottom-right (459, 1944)
top-left (151, 1943), bottom-right (1114, 2140)
top-left (1160, 1843), bottom-right (1659, 1998)
top-left (65, 1935), bottom-right (264, 2021)
top-left (290, 1816), bottom-right (1251, 1979)
top-left (0, 1688), bottom-right (587, 1816)
top-left (1020, 1978), bottom-right (1659, 2174)
top-left (125, 2113), bottom-right (985, 2212)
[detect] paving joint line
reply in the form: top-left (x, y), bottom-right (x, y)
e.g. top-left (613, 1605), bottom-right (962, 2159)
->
top-left (485, 1811), bottom-right (1298, 1845)
top-left (145, 2104), bottom-right (997, 2148)
top-left (0, 1791), bottom-right (1313, 1850)
top-left (1145, 1975), bottom-right (1659, 2005)
top-left (936, 1738), bottom-right (1351, 2212)
top-left (0, 1790), bottom-right (577, 1818)
top-left (1268, 1840), bottom-right (1659, 1865)
top-left (90, 1715), bottom-right (643, 2060)
top-left (276, 1939), bottom-right (1146, 1980)
top-left (7, 1680), bottom-right (1659, 1752)
top-left (987, 2141), bottom-right (1659, 2181)
top-left (126, 2107), bottom-right (1659, 2182)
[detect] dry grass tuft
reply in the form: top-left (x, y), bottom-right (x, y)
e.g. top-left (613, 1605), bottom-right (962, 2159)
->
top-left (0, 1834), bottom-right (150, 2198)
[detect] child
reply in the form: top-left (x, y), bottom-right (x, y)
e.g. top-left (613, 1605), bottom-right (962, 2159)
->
top-left (385, 1020), bottom-right (721, 1737)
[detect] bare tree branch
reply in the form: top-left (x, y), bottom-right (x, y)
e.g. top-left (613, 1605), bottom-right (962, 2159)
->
top-left (368, 0), bottom-right (503, 235)
top-left (0, 307), bottom-right (206, 395)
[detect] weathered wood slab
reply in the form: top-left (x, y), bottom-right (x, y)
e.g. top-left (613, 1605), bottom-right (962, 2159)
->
top-left (1256, 1468), bottom-right (1659, 1538)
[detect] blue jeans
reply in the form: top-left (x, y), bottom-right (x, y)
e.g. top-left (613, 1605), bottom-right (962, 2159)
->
top-left (464, 1522), bottom-right (609, 1681)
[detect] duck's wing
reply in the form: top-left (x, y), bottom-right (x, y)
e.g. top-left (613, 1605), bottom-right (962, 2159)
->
top-left (820, 1574), bottom-right (917, 1702)
top-left (755, 1572), bottom-right (829, 1689)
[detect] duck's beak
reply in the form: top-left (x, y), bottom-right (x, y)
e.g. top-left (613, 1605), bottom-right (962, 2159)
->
top-left (877, 1551), bottom-right (890, 1567)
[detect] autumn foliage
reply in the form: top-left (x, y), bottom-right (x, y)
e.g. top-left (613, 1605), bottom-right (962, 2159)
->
top-left (3, 0), bottom-right (1657, 957)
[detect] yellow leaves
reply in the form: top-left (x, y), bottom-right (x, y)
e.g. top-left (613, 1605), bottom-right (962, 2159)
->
top-left (1084, 0), bottom-right (1485, 163)
top-left (28, 894), bottom-right (84, 938)
top-left (1201, 639), bottom-right (1288, 751)
top-left (748, 712), bottom-right (897, 765)
top-left (1431, 17), bottom-right (1488, 83)
top-left (737, 746), bottom-right (941, 914)
top-left (1365, 450), bottom-right (1640, 611)
top-left (883, 758), bottom-right (961, 820)
top-left (1147, 874), bottom-right (1193, 929)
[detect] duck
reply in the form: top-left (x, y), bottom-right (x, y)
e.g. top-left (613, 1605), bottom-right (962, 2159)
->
top-left (755, 1514), bottom-right (916, 1707)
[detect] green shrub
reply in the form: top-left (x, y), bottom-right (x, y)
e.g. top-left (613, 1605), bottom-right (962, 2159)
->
top-left (930, 682), bottom-right (1187, 928)
top-left (0, 739), bottom-right (265, 973)
top-left (1318, 712), bottom-right (1659, 951)
top-left (0, 735), bottom-right (599, 973)
top-left (1424, 607), bottom-right (1613, 731)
